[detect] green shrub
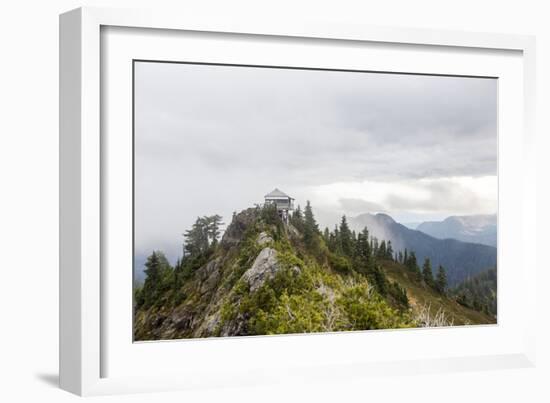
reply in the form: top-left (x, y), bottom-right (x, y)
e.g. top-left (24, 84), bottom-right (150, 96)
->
top-left (338, 284), bottom-right (410, 330)
top-left (328, 252), bottom-right (352, 274)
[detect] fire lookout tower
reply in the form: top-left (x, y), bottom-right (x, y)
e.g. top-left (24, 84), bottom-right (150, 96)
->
top-left (264, 188), bottom-right (295, 223)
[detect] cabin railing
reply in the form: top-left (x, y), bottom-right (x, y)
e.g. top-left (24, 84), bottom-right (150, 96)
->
top-left (264, 199), bottom-right (294, 210)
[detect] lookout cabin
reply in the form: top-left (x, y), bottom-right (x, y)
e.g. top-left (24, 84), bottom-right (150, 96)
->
top-left (264, 188), bottom-right (295, 223)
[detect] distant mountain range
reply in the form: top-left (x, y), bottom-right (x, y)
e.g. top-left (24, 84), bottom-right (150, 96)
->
top-left (402, 222), bottom-right (421, 230)
top-left (349, 213), bottom-right (497, 287)
top-left (416, 214), bottom-right (497, 247)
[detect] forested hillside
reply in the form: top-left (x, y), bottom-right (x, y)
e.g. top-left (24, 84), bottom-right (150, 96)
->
top-left (134, 203), bottom-right (495, 341)
top-left (452, 268), bottom-right (497, 317)
top-left (349, 213), bottom-right (497, 286)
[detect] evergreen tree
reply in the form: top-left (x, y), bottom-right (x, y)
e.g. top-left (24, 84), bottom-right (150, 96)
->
top-left (422, 257), bottom-right (435, 287)
top-left (183, 215), bottom-right (223, 255)
top-left (303, 200), bottom-right (319, 250)
top-left (353, 227), bottom-right (371, 273)
top-left (323, 227), bottom-right (330, 244)
top-left (291, 205), bottom-right (305, 231)
top-left (362, 227), bottom-right (370, 244)
top-left (173, 257), bottom-right (182, 289)
top-left (435, 265), bottom-right (448, 294)
top-left (377, 240), bottom-right (387, 259)
top-left (388, 281), bottom-right (409, 308)
top-left (406, 251), bottom-right (422, 281)
top-left (183, 217), bottom-right (208, 256)
top-left (303, 201), bottom-right (318, 231)
top-left (292, 204), bottom-right (303, 221)
top-left (332, 225), bottom-right (341, 254)
top-left (339, 215), bottom-right (353, 257)
top-left (260, 201), bottom-right (280, 226)
top-left (327, 227), bottom-right (338, 252)
top-left (140, 251), bottom-right (172, 308)
top-left (204, 214), bottom-right (224, 247)
top-left (386, 240), bottom-right (394, 260)
top-left (372, 265), bottom-right (388, 296)
top-left (356, 228), bottom-right (371, 260)
top-left (405, 251), bottom-right (416, 271)
top-left (371, 237), bottom-right (379, 257)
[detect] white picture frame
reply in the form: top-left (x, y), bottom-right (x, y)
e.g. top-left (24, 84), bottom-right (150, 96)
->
top-left (59, 6), bottom-right (537, 396)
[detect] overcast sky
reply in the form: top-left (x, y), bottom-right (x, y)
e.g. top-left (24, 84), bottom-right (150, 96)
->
top-left (134, 61), bottom-right (497, 263)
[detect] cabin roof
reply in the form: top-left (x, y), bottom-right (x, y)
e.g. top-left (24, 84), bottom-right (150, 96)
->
top-left (264, 188), bottom-right (292, 199)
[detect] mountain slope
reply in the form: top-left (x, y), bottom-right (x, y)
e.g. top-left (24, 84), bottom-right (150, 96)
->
top-left (349, 213), bottom-right (497, 287)
top-left (417, 214), bottom-right (497, 247)
top-left (134, 206), bottom-right (494, 341)
top-left (382, 260), bottom-right (494, 325)
top-left (452, 267), bottom-right (497, 317)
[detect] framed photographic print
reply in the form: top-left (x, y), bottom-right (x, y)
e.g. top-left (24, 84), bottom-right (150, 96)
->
top-left (132, 61), bottom-right (498, 341)
top-left (60, 7), bottom-right (537, 396)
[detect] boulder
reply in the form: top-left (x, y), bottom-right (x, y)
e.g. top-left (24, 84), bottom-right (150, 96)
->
top-left (241, 247), bottom-right (280, 292)
top-left (257, 231), bottom-right (273, 246)
top-left (221, 208), bottom-right (259, 247)
top-left (196, 258), bottom-right (221, 295)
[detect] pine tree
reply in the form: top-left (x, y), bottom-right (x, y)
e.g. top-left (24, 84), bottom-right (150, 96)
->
top-left (328, 227), bottom-right (337, 252)
top-left (339, 215), bottom-right (353, 257)
top-left (362, 227), bottom-right (370, 244)
top-left (371, 237), bottom-right (379, 257)
top-left (377, 240), bottom-right (387, 259)
top-left (333, 225), bottom-right (341, 254)
top-left (386, 240), bottom-right (394, 260)
top-left (323, 227), bottom-right (330, 243)
top-left (405, 251), bottom-right (416, 271)
top-left (422, 257), bottom-right (435, 287)
top-left (353, 227), bottom-right (371, 273)
top-left (357, 228), bottom-right (371, 260)
top-left (183, 215), bottom-right (223, 255)
top-left (291, 205), bottom-right (305, 231)
top-left (183, 217), bottom-right (208, 256)
top-left (141, 251), bottom-right (172, 308)
top-left (303, 200), bottom-right (319, 251)
top-left (372, 265), bottom-right (388, 296)
top-left (435, 265), bottom-right (448, 294)
top-left (406, 251), bottom-right (422, 281)
top-left (204, 214), bottom-right (224, 247)
top-left (292, 205), bottom-right (303, 221)
top-left (173, 257), bottom-right (182, 289)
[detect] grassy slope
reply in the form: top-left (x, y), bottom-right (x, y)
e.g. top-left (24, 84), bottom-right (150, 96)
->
top-left (381, 259), bottom-right (495, 326)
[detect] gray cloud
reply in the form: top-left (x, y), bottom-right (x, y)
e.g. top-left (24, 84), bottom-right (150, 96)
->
top-left (339, 198), bottom-right (386, 213)
top-left (384, 180), bottom-right (491, 213)
top-left (134, 62), bottom-right (497, 263)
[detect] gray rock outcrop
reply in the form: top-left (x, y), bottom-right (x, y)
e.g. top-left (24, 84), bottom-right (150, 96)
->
top-left (256, 231), bottom-right (273, 246)
top-left (241, 247), bottom-right (280, 292)
top-left (221, 208), bottom-right (259, 247)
